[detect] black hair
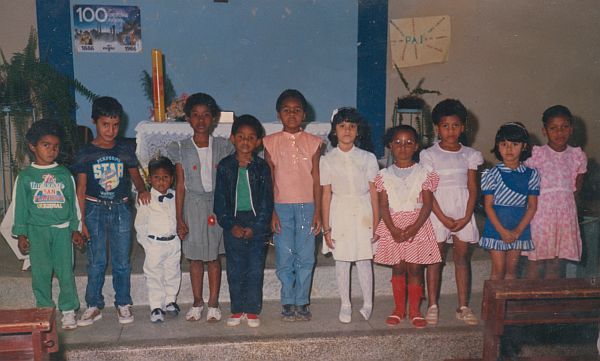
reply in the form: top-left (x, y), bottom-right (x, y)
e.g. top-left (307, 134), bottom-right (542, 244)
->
top-left (276, 89), bottom-right (307, 112)
top-left (327, 107), bottom-right (374, 152)
top-left (25, 119), bottom-right (64, 145)
top-left (431, 98), bottom-right (467, 125)
top-left (148, 156), bottom-right (175, 176)
top-left (231, 114), bottom-right (266, 139)
top-left (491, 122), bottom-right (532, 161)
top-left (92, 96), bottom-right (123, 121)
top-left (383, 124), bottom-right (419, 149)
top-left (542, 104), bottom-right (573, 126)
top-left (183, 92), bottom-right (221, 118)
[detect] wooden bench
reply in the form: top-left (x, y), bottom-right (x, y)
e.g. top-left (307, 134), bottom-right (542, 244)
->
top-left (481, 278), bottom-right (600, 361)
top-left (0, 308), bottom-right (58, 361)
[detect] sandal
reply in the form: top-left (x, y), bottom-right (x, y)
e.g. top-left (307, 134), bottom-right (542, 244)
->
top-left (456, 306), bottom-right (478, 325)
top-left (185, 305), bottom-right (204, 321)
top-left (385, 311), bottom-right (405, 326)
top-left (425, 304), bottom-right (439, 325)
top-left (411, 315), bottom-right (427, 329)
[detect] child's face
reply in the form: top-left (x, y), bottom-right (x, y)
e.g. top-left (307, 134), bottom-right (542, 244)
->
top-left (543, 116), bottom-right (572, 151)
top-left (94, 116), bottom-right (120, 144)
top-left (390, 130), bottom-right (418, 165)
top-left (277, 97), bottom-right (305, 132)
top-left (149, 168), bottom-right (174, 195)
top-left (335, 121), bottom-right (358, 148)
top-left (29, 135), bottom-right (60, 166)
top-left (230, 125), bottom-right (261, 157)
top-left (497, 140), bottom-right (525, 166)
top-left (187, 104), bottom-right (214, 135)
top-left (437, 115), bottom-right (464, 145)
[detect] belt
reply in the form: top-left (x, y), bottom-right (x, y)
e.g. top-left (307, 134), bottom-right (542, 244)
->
top-left (148, 234), bottom-right (176, 241)
top-left (85, 196), bottom-right (129, 205)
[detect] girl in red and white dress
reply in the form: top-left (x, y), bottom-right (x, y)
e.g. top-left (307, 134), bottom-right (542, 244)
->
top-left (374, 125), bottom-right (441, 329)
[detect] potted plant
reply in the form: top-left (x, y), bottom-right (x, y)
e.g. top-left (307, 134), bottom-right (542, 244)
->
top-left (0, 28), bottom-right (97, 170)
top-left (393, 64), bottom-right (441, 146)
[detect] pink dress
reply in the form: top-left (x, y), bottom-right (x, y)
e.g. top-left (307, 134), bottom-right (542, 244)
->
top-left (374, 164), bottom-right (442, 266)
top-left (523, 145), bottom-right (587, 261)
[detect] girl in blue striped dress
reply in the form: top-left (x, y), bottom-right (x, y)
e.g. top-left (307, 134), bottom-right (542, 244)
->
top-left (479, 122), bottom-right (540, 280)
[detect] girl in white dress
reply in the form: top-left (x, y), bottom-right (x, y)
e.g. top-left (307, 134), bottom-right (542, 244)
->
top-left (420, 99), bottom-right (483, 326)
top-left (321, 108), bottom-right (379, 323)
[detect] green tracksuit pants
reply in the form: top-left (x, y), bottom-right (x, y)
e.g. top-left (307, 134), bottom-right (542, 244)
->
top-left (28, 225), bottom-right (79, 312)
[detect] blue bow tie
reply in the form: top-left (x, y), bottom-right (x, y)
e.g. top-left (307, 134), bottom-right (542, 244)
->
top-left (158, 193), bottom-right (174, 202)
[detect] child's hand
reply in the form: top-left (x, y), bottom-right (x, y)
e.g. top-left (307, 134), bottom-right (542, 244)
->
top-left (231, 225), bottom-right (245, 238)
top-left (508, 229), bottom-right (522, 242)
top-left (450, 217), bottom-right (470, 233)
top-left (498, 228), bottom-right (516, 244)
top-left (271, 212), bottom-right (281, 234)
top-left (137, 190), bottom-right (151, 205)
top-left (311, 213), bottom-right (322, 235)
top-left (391, 227), bottom-right (405, 243)
top-left (81, 223), bottom-right (90, 241)
top-left (404, 225), bottom-right (418, 242)
top-left (242, 227), bottom-right (254, 239)
top-left (72, 231), bottom-right (85, 249)
top-left (440, 216), bottom-right (457, 230)
top-left (177, 220), bottom-right (189, 240)
top-left (324, 233), bottom-right (335, 249)
top-left (17, 236), bottom-right (29, 255)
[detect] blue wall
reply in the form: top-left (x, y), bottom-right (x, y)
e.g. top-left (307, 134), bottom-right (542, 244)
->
top-left (37, 0), bottom-right (388, 156)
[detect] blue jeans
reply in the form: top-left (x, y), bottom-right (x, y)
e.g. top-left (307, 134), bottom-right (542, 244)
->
top-left (84, 202), bottom-right (133, 308)
top-left (223, 211), bottom-right (267, 314)
top-left (274, 203), bottom-right (315, 306)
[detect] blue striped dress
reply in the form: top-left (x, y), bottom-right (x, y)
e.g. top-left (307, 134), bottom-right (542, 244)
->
top-left (479, 163), bottom-right (540, 251)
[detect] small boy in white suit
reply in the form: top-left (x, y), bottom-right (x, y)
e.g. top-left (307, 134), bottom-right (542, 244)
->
top-left (135, 156), bottom-right (181, 322)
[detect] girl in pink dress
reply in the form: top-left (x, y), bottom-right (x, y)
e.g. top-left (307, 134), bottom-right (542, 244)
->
top-left (374, 125), bottom-right (441, 329)
top-left (524, 105), bottom-right (587, 279)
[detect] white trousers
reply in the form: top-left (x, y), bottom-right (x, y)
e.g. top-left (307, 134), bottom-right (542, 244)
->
top-left (142, 239), bottom-right (182, 310)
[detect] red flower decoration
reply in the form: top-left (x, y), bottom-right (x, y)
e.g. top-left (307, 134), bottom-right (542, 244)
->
top-left (208, 215), bottom-right (216, 226)
top-left (193, 165), bottom-right (198, 171)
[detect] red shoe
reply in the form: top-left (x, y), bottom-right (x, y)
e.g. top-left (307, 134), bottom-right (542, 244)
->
top-left (246, 313), bottom-right (260, 328)
top-left (226, 313), bottom-right (244, 327)
top-left (385, 311), bottom-right (405, 326)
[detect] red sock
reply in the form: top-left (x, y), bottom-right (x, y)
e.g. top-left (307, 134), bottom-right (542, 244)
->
top-left (391, 274), bottom-right (406, 318)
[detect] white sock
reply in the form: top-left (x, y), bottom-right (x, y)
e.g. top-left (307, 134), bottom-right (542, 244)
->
top-left (356, 259), bottom-right (373, 320)
top-left (335, 260), bottom-right (352, 308)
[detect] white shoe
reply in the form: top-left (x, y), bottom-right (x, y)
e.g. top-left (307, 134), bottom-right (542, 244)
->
top-left (77, 307), bottom-right (102, 327)
top-left (426, 305), bottom-right (439, 325)
top-left (359, 304), bottom-right (372, 321)
top-left (226, 313), bottom-right (244, 327)
top-left (207, 307), bottom-right (221, 322)
top-left (150, 308), bottom-right (165, 323)
top-left (456, 306), bottom-right (478, 325)
top-left (61, 311), bottom-right (77, 330)
top-left (246, 313), bottom-right (260, 328)
top-left (339, 304), bottom-right (352, 324)
top-left (185, 305), bottom-right (204, 321)
top-left (117, 304), bottom-right (134, 324)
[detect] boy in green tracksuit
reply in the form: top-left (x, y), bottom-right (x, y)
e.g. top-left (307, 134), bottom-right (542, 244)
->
top-left (12, 119), bottom-right (85, 330)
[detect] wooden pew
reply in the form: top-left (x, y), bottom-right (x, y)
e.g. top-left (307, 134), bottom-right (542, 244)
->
top-left (0, 308), bottom-right (58, 361)
top-left (481, 278), bottom-right (600, 361)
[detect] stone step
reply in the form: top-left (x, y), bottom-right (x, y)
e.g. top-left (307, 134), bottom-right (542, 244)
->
top-left (0, 259), bottom-right (491, 308)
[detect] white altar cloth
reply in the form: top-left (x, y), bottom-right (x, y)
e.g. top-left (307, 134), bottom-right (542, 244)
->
top-left (135, 120), bottom-right (331, 166)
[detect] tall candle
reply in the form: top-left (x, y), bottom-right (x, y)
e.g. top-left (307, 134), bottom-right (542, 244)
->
top-left (152, 49), bottom-right (166, 122)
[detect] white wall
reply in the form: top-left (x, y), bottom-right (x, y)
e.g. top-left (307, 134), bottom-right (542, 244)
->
top-left (387, 0), bottom-right (600, 166)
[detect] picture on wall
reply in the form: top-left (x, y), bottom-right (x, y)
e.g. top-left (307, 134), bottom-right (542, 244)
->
top-left (390, 15), bottom-right (451, 68)
top-left (73, 5), bottom-right (142, 53)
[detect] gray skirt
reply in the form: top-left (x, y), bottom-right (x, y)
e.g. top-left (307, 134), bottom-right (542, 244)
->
top-left (182, 191), bottom-right (224, 261)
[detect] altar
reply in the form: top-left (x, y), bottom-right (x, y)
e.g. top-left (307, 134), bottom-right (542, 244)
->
top-left (135, 120), bottom-right (331, 167)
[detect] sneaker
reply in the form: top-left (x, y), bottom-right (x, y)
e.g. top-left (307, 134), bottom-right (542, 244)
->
top-left (425, 304), bottom-right (439, 325)
top-left (206, 306), bottom-right (221, 322)
top-left (226, 313), bottom-right (244, 327)
top-left (246, 313), bottom-right (260, 328)
top-left (385, 310), bottom-right (404, 326)
top-left (281, 304), bottom-right (295, 322)
top-left (411, 315), bottom-right (427, 329)
top-left (295, 305), bottom-right (312, 321)
top-left (186, 305), bottom-right (203, 321)
top-left (77, 307), bottom-right (102, 327)
top-left (117, 304), bottom-right (134, 324)
top-left (456, 306), bottom-right (479, 325)
top-left (61, 311), bottom-right (77, 330)
top-left (150, 308), bottom-right (165, 323)
top-left (339, 304), bottom-right (351, 324)
top-left (165, 302), bottom-right (180, 316)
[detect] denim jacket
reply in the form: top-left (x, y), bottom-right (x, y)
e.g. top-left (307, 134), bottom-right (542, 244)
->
top-left (214, 153), bottom-right (274, 238)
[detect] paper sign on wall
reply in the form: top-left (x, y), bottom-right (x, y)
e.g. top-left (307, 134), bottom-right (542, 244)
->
top-left (73, 5), bottom-right (142, 53)
top-left (390, 15), bottom-right (451, 68)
